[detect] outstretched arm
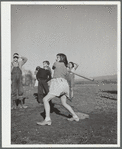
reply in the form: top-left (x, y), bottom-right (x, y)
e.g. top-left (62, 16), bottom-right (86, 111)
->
top-left (52, 62), bottom-right (56, 70)
top-left (34, 70), bottom-right (38, 75)
top-left (20, 56), bottom-right (28, 66)
top-left (74, 63), bottom-right (79, 70)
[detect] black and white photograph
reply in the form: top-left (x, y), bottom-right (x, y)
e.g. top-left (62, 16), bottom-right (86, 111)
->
top-left (1, 1), bottom-right (121, 148)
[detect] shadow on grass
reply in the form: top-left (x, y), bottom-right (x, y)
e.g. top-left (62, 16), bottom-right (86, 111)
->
top-left (102, 90), bottom-right (117, 94)
top-left (100, 96), bottom-right (117, 101)
top-left (40, 103), bottom-right (72, 119)
top-left (33, 93), bottom-right (72, 119)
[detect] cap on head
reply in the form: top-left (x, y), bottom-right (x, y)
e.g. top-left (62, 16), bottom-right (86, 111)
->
top-left (13, 53), bottom-right (19, 59)
top-left (43, 61), bottom-right (50, 65)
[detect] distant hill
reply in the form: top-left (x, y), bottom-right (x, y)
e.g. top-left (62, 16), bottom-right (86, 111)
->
top-left (93, 74), bottom-right (117, 81)
top-left (75, 74), bottom-right (117, 84)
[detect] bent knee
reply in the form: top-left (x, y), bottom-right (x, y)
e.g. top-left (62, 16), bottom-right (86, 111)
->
top-left (43, 94), bottom-right (55, 103)
top-left (43, 97), bottom-right (48, 103)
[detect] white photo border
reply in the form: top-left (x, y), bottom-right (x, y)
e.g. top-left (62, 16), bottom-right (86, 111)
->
top-left (1, 1), bottom-right (121, 148)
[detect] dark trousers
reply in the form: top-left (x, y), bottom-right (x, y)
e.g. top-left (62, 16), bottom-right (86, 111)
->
top-left (11, 67), bottom-right (23, 101)
top-left (38, 79), bottom-right (49, 103)
top-left (37, 79), bottom-right (54, 113)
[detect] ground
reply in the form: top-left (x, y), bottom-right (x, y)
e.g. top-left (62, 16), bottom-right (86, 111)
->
top-left (11, 83), bottom-right (117, 144)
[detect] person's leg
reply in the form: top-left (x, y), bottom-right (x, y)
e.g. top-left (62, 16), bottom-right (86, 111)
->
top-left (69, 87), bottom-right (74, 102)
top-left (69, 86), bottom-right (73, 96)
top-left (42, 80), bottom-right (54, 113)
top-left (18, 74), bottom-right (27, 108)
top-left (38, 80), bottom-right (44, 104)
top-left (69, 86), bottom-right (71, 98)
top-left (33, 82), bottom-right (39, 102)
top-left (71, 87), bottom-right (73, 98)
top-left (43, 94), bottom-right (55, 120)
top-left (61, 95), bottom-right (79, 121)
top-left (42, 80), bottom-right (49, 94)
top-left (37, 94), bottom-right (55, 125)
top-left (11, 74), bottom-right (17, 109)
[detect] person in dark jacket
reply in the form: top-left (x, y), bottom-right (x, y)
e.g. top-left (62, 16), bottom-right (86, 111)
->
top-left (36, 66), bottom-right (51, 104)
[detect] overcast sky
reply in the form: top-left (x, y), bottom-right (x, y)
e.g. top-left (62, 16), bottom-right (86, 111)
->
top-left (11, 5), bottom-right (117, 77)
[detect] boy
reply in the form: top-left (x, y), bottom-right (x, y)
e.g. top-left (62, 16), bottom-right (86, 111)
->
top-left (34, 61), bottom-right (54, 116)
top-left (36, 62), bottom-right (51, 104)
top-left (11, 53), bottom-right (28, 109)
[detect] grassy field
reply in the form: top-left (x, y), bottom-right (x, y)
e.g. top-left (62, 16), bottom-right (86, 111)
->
top-left (11, 82), bottom-right (117, 144)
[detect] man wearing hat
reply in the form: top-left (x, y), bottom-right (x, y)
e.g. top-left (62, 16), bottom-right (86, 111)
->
top-left (11, 53), bottom-right (28, 109)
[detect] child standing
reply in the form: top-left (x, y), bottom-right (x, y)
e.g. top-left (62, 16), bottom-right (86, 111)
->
top-left (11, 53), bottom-right (28, 109)
top-left (36, 65), bottom-right (51, 104)
top-left (37, 53), bottom-right (79, 126)
top-left (67, 62), bottom-right (79, 101)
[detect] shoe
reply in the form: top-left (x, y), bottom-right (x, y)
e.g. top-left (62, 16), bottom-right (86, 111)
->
top-left (37, 120), bottom-right (52, 126)
top-left (22, 105), bottom-right (28, 108)
top-left (67, 117), bottom-right (79, 122)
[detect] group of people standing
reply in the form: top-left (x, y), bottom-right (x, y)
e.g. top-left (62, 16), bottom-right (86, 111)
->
top-left (11, 52), bottom-right (79, 126)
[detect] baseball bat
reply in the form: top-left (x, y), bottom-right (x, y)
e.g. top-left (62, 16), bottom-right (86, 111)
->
top-left (71, 71), bottom-right (94, 81)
